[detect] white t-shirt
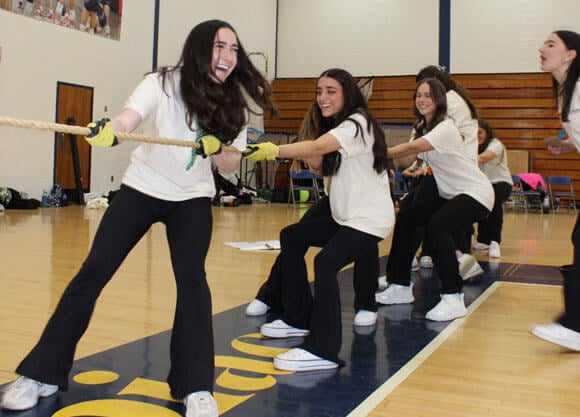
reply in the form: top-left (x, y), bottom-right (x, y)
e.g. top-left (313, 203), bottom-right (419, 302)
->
top-left (447, 90), bottom-right (478, 163)
top-left (326, 113), bottom-right (394, 239)
top-left (418, 119), bottom-right (494, 211)
top-left (479, 138), bottom-right (513, 185)
top-left (564, 79), bottom-right (580, 152)
top-left (122, 71), bottom-right (247, 201)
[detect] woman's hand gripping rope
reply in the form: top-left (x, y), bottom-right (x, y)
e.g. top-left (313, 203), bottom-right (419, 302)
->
top-left (243, 142), bottom-right (280, 161)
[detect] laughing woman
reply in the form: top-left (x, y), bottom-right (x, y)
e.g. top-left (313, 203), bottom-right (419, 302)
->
top-left (245, 68), bottom-right (394, 371)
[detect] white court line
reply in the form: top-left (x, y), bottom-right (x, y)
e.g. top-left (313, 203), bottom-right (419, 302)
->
top-left (346, 281), bottom-right (502, 417)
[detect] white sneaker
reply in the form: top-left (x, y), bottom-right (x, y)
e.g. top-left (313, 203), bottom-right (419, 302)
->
top-left (472, 242), bottom-right (489, 251)
top-left (488, 241), bottom-right (501, 258)
top-left (411, 257), bottom-right (420, 272)
top-left (530, 323), bottom-right (580, 351)
top-left (260, 319), bottom-right (309, 338)
top-left (0, 376), bottom-right (58, 411)
top-left (375, 283), bottom-right (414, 305)
top-left (425, 293), bottom-right (467, 321)
top-left (354, 310), bottom-right (377, 326)
top-left (377, 275), bottom-right (387, 290)
top-left (419, 255), bottom-right (433, 268)
top-left (274, 348), bottom-right (338, 371)
top-left (184, 391), bottom-right (218, 417)
top-left (458, 254), bottom-right (484, 281)
top-left (462, 261), bottom-right (484, 281)
top-left (245, 299), bottom-right (269, 316)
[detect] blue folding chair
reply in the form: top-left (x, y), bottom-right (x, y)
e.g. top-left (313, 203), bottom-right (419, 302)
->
top-left (391, 171), bottom-right (408, 199)
top-left (288, 168), bottom-right (323, 207)
top-left (548, 175), bottom-right (577, 212)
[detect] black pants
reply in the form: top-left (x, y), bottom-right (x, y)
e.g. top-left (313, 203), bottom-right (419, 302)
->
top-left (388, 194), bottom-right (489, 293)
top-left (16, 185), bottom-right (215, 399)
top-left (476, 181), bottom-right (512, 245)
top-left (428, 195), bottom-right (489, 293)
top-left (255, 197), bottom-right (379, 314)
top-left (386, 174), bottom-right (442, 283)
top-left (559, 211), bottom-right (580, 332)
top-left (276, 216), bottom-right (381, 365)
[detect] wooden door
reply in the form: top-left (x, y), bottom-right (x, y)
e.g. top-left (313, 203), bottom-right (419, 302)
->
top-left (54, 82), bottom-right (93, 203)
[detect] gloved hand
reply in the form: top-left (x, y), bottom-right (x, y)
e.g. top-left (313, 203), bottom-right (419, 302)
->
top-left (85, 118), bottom-right (118, 147)
top-left (243, 142), bottom-right (280, 161)
top-left (196, 135), bottom-right (222, 158)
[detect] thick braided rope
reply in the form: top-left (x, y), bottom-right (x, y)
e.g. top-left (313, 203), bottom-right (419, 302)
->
top-left (0, 116), bottom-right (241, 152)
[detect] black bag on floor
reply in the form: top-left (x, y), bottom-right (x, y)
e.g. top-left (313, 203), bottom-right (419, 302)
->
top-left (4, 188), bottom-right (41, 209)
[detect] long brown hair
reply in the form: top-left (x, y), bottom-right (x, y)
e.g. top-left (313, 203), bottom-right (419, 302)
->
top-left (412, 78), bottom-right (448, 135)
top-left (416, 65), bottom-right (478, 119)
top-left (299, 68), bottom-right (388, 176)
top-left (155, 20), bottom-right (277, 143)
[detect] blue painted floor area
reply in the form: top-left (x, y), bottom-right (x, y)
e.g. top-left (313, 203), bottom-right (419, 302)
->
top-left (0, 260), bottom-right (561, 417)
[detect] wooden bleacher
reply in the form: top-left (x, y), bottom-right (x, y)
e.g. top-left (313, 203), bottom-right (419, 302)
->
top-left (264, 73), bottom-right (580, 200)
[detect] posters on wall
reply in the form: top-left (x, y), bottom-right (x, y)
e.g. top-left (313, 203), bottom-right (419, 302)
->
top-left (1, 0), bottom-right (122, 41)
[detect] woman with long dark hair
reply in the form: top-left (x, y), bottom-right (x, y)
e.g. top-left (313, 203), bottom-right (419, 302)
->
top-left (413, 65), bottom-right (484, 278)
top-left (245, 68), bottom-right (394, 371)
top-left (375, 78), bottom-right (493, 321)
top-left (0, 19), bottom-right (276, 417)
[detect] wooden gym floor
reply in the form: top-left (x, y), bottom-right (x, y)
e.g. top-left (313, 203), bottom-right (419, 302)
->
top-left (0, 203), bottom-right (579, 416)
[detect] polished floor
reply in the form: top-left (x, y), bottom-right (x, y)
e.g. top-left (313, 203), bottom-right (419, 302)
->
top-left (1, 202), bottom-right (579, 416)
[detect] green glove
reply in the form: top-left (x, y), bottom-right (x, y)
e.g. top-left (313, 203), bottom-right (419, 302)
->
top-left (244, 142), bottom-right (280, 161)
top-left (196, 135), bottom-right (222, 158)
top-left (85, 118), bottom-right (118, 147)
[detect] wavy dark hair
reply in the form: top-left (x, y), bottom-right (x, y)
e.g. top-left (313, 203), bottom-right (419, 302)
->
top-left (477, 118), bottom-right (495, 154)
top-left (152, 20), bottom-right (277, 143)
top-left (416, 65), bottom-right (478, 120)
top-left (412, 78), bottom-right (448, 136)
top-left (298, 68), bottom-right (388, 176)
top-left (552, 30), bottom-right (580, 122)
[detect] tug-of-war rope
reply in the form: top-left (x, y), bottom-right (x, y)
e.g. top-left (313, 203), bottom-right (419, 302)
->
top-left (0, 116), bottom-right (241, 152)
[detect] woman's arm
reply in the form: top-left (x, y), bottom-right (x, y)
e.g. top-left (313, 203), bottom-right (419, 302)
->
top-left (402, 161), bottom-right (426, 178)
top-left (110, 108), bottom-right (143, 140)
top-left (387, 137), bottom-right (433, 159)
top-left (301, 156), bottom-right (323, 173)
top-left (545, 137), bottom-right (577, 154)
top-left (278, 133), bottom-right (341, 159)
top-left (478, 149), bottom-right (497, 165)
top-left (212, 151), bottom-right (242, 173)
